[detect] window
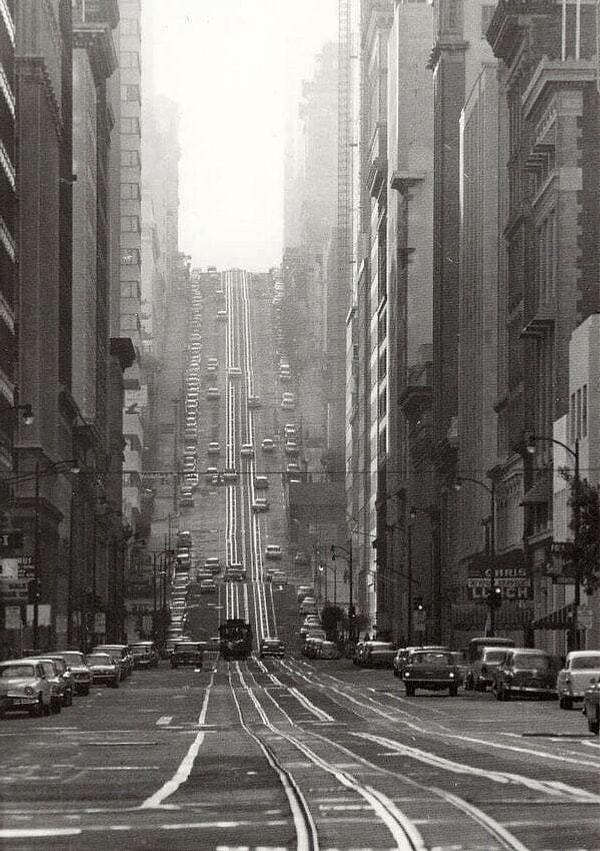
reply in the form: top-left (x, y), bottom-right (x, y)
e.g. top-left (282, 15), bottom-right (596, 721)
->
top-left (122, 281), bottom-right (140, 299)
top-left (122, 84), bottom-right (141, 103)
top-left (481, 4), bottom-right (495, 36)
top-left (576, 387), bottom-right (582, 440)
top-left (121, 248), bottom-right (140, 266)
top-left (120, 182), bottom-right (140, 201)
top-left (582, 385), bottom-right (587, 438)
top-left (378, 426), bottom-right (387, 459)
top-left (378, 307), bottom-right (387, 346)
top-left (120, 51), bottom-right (139, 70)
top-left (378, 388), bottom-right (387, 419)
top-left (121, 150), bottom-right (140, 168)
top-left (121, 216), bottom-right (140, 233)
top-left (121, 117), bottom-right (140, 136)
top-left (378, 350), bottom-right (387, 383)
top-left (570, 392), bottom-right (576, 443)
top-left (120, 18), bottom-right (140, 36)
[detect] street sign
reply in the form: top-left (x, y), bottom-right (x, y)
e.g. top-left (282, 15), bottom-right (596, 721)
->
top-left (26, 604), bottom-right (51, 626)
top-left (17, 556), bottom-right (34, 580)
top-left (4, 606), bottom-right (22, 629)
top-left (0, 558), bottom-right (19, 579)
top-left (0, 531), bottom-right (23, 549)
top-left (0, 577), bottom-right (28, 601)
top-left (94, 612), bottom-right (106, 633)
top-left (413, 609), bottom-right (426, 631)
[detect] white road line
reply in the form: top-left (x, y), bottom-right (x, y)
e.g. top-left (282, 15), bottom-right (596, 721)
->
top-left (0, 829), bottom-right (82, 838)
top-left (156, 716), bottom-right (173, 727)
top-left (354, 732), bottom-right (600, 802)
top-left (288, 686), bottom-right (334, 722)
top-left (429, 787), bottom-right (530, 851)
top-left (139, 672), bottom-right (214, 809)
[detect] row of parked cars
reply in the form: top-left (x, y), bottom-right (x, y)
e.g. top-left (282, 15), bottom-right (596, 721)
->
top-left (0, 641), bottom-right (159, 718)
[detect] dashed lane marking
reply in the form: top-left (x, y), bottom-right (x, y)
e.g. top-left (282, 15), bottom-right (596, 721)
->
top-left (156, 716), bottom-right (173, 726)
top-left (139, 672), bottom-right (214, 809)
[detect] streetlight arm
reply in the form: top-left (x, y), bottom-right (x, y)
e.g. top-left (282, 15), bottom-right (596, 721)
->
top-left (455, 475), bottom-right (493, 496)
top-left (527, 434), bottom-right (578, 462)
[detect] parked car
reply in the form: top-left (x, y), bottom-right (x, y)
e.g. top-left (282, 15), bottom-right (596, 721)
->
top-left (206, 387), bottom-right (221, 400)
top-left (304, 637), bottom-right (324, 659)
top-left (130, 642), bottom-right (160, 669)
top-left (583, 677), bottom-right (600, 734)
top-left (52, 651), bottom-right (92, 695)
top-left (401, 649), bottom-right (460, 696)
top-left (299, 596), bottom-right (317, 615)
top-left (0, 659), bottom-right (53, 716)
top-left (207, 441), bottom-right (221, 455)
top-left (252, 497), bottom-right (269, 512)
top-left (85, 652), bottom-right (120, 688)
top-left (259, 638), bottom-right (285, 659)
top-left (261, 438), bottom-right (274, 452)
top-left (297, 585), bottom-right (313, 602)
top-left (248, 395), bottom-right (261, 409)
top-left (241, 443), bottom-right (255, 457)
top-left (226, 563), bottom-right (245, 581)
top-left (465, 646), bottom-right (508, 691)
top-left (199, 578), bottom-right (217, 594)
top-left (556, 651), bottom-right (600, 709)
top-left (204, 557), bottom-right (221, 574)
top-left (254, 475), bottom-right (269, 489)
top-left (270, 570), bottom-right (288, 586)
top-left (492, 649), bottom-right (557, 701)
top-left (171, 642), bottom-right (204, 669)
top-left (92, 644), bottom-right (133, 680)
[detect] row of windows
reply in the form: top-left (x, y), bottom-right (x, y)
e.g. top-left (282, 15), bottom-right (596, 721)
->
top-left (535, 209), bottom-right (556, 307)
top-left (120, 18), bottom-right (140, 37)
top-left (121, 84), bottom-right (141, 104)
top-left (121, 248), bottom-right (140, 266)
top-left (120, 51), bottom-right (140, 71)
top-left (121, 216), bottom-right (141, 233)
top-left (122, 281), bottom-right (140, 300)
top-left (570, 384), bottom-right (588, 443)
top-left (122, 150), bottom-right (140, 168)
top-left (121, 117), bottom-right (141, 136)
top-left (121, 182), bottom-right (141, 201)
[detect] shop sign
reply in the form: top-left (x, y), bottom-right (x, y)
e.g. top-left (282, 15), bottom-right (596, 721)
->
top-left (4, 606), bottom-right (22, 629)
top-left (0, 577), bottom-right (28, 601)
top-left (467, 567), bottom-right (530, 601)
top-left (94, 612), bottom-right (106, 633)
top-left (26, 604), bottom-right (51, 626)
top-left (577, 605), bottom-right (593, 631)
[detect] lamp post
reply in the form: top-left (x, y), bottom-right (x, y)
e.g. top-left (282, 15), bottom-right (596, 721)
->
top-left (526, 434), bottom-right (580, 650)
top-left (331, 543), bottom-right (354, 643)
top-left (453, 475), bottom-right (496, 636)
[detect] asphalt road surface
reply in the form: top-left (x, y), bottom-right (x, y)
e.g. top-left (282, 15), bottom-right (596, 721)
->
top-left (0, 659), bottom-right (598, 850)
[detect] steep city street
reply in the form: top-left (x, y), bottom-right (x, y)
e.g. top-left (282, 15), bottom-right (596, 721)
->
top-left (0, 271), bottom-right (598, 851)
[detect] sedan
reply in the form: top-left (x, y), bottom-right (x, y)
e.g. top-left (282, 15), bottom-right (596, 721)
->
top-left (53, 650), bottom-right (92, 695)
top-left (259, 638), bottom-right (285, 659)
top-left (130, 642), bottom-right (160, 668)
top-left (207, 442), bottom-right (221, 455)
top-left (252, 497), bottom-right (269, 512)
top-left (583, 678), bottom-right (600, 734)
top-left (206, 387), bottom-right (221, 400)
top-left (556, 650), bottom-right (600, 709)
top-left (0, 660), bottom-right (52, 716)
top-left (493, 649), bottom-right (557, 701)
top-left (261, 438), bottom-right (274, 452)
top-left (240, 443), bottom-right (255, 457)
top-left (401, 649), bottom-right (460, 696)
top-left (285, 442), bottom-right (299, 455)
top-left (199, 578), bottom-right (217, 594)
top-left (85, 653), bottom-right (120, 688)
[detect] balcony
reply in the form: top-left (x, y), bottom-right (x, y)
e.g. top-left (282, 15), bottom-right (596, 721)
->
top-left (367, 122), bottom-right (387, 199)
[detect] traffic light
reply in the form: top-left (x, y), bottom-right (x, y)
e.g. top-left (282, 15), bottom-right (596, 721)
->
top-left (488, 586), bottom-right (502, 609)
top-left (414, 596), bottom-right (424, 612)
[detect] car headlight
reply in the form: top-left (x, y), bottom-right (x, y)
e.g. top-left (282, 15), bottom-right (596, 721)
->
top-left (449, 672), bottom-right (455, 678)
top-left (564, 675), bottom-right (571, 684)
top-left (403, 671), bottom-right (410, 677)
top-left (24, 686), bottom-right (35, 696)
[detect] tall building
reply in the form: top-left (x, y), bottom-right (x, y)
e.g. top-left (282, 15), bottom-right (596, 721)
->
top-left (0, 0), bottom-right (16, 520)
top-left (428, 0), bottom-right (496, 643)
top-left (383, 0), bottom-right (435, 644)
top-left (117, 0), bottom-right (144, 535)
top-left (487, 0), bottom-right (600, 652)
top-left (13, 0), bottom-right (76, 651)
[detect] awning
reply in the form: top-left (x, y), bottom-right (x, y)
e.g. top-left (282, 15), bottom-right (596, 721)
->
top-left (521, 473), bottom-right (552, 505)
top-left (531, 603), bottom-right (575, 630)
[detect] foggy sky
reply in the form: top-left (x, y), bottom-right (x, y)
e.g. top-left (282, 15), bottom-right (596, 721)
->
top-left (148, 0), bottom-right (339, 272)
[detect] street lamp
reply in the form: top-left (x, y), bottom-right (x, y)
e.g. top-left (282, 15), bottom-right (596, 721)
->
top-left (453, 475), bottom-right (497, 636)
top-left (526, 433), bottom-right (581, 650)
top-left (330, 543), bottom-right (354, 643)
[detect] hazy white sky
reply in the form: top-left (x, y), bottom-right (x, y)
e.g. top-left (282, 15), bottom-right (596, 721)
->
top-left (149, 0), bottom-right (338, 272)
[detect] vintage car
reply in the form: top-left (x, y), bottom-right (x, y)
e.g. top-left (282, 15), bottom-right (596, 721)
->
top-left (465, 646), bottom-right (509, 691)
top-left (92, 644), bottom-right (133, 679)
top-left (0, 659), bottom-right (53, 716)
top-left (39, 655), bottom-right (74, 706)
top-left (53, 650), bottom-right (92, 695)
top-left (583, 677), bottom-right (600, 734)
top-left (556, 651), bottom-right (600, 709)
top-left (85, 652), bottom-right (120, 688)
top-left (492, 649), bottom-right (557, 701)
top-left (130, 642), bottom-right (160, 669)
top-left (401, 649), bottom-right (460, 696)
top-left (171, 641), bottom-right (204, 669)
top-left (259, 638), bottom-right (285, 659)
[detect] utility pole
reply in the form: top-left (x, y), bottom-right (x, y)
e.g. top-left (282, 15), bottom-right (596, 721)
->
top-left (32, 461), bottom-right (40, 651)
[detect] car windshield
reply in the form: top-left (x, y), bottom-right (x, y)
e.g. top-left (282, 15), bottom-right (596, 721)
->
top-left (60, 652), bottom-right (85, 666)
top-left (571, 655), bottom-right (600, 670)
top-left (86, 655), bottom-right (112, 665)
top-left (131, 647), bottom-right (150, 655)
top-left (514, 653), bottom-right (551, 669)
top-left (410, 652), bottom-right (452, 666)
top-left (175, 643), bottom-right (200, 652)
top-left (0, 664), bottom-right (35, 678)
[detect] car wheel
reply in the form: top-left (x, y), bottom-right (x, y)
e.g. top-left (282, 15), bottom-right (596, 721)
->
top-left (51, 699), bottom-right (61, 714)
top-left (111, 678), bottom-right (119, 688)
top-left (494, 684), bottom-right (503, 701)
top-left (65, 690), bottom-right (73, 707)
top-left (449, 686), bottom-right (458, 697)
top-left (559, 695), bottom-right (572, 710)
top-left (588, 707), bottom-right (600, 735)
top-left (405, 685), bottom-right (415, 697)
top-left (393, 669), bottom-right (399, 678)
top-left (464, 675), bottom-right (472, 691)
top-left (81, 684), bottom-right (90, 696)
top-left (502, 687), bottom-right (510, 701)
top-left (43, 700), bottom-right (52, 716)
